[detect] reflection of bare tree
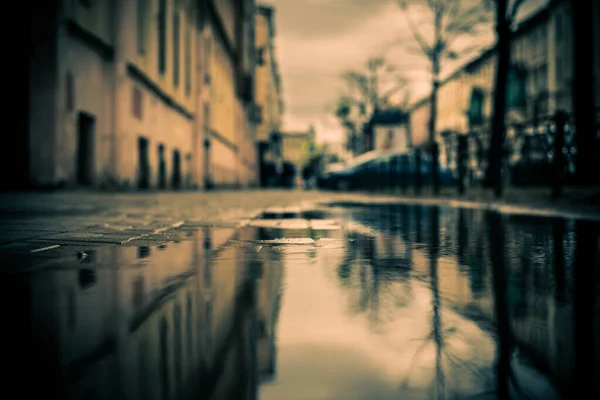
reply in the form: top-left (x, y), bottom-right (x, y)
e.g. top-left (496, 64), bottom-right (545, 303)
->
top-left (399, 207), bottom-right (444, 398)
top-left (336, 209), bottom-right (415, 326)
top-left (397, 206), bottom-right (493, 399)
top-left (487, 211), bottom-right (512, 398)
top-left (429, 206), bottom-right (446, 400)
top-left (457, 208), bottom-right (468, 268)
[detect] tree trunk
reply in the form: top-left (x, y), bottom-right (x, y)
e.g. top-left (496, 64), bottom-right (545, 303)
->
top-left (571, 0), bottom-right (597, 185)
top-left (429, 61), bottom-right (441, 195)
top-left (487, 1), bottom-right (511, 198)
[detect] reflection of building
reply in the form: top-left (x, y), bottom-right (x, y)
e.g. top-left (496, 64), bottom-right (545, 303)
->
top-left (255, 5), bottom-right (285, 186)
top-left (9, 227), bottom-right (260, 399)
top-left (255, 231), bottom-right (284, 382)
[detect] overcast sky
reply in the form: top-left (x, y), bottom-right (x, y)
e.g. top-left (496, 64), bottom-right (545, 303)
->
top-left (267, 0), bottom-right (548, 145)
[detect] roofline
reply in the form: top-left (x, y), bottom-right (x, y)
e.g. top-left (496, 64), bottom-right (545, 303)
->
top-left (408, 1), bottom-right (554, 111)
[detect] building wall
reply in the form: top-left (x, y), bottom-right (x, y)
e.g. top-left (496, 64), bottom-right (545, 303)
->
top-left (281, 133), bottom-right (309, 169)
top-left (114, 0), bottom-right (197, 189)
top-left (465, 54), bottom-right (496, 125)
top-left (57, 34), bottom-right (114, 186)
top-left (437, 73), bottom-right (470, 136)
top-left (373, 124), bottom-right (409, 152)
top-left (511, 15), bottom-right (549, 123)
top-left (548, 1), bottom-right (573, 114)
top-left (26, 0), bottom-right (266, 190)
top-left (408, 100), bottom-right (430, 149)
top-left (207, 17), bottom-right (238, 187)
top-left (255, 12), bottom-right (270, 142)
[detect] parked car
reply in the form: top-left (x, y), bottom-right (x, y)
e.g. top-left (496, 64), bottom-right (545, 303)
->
top-left (317, 149), bottom-right (455, 191)
top-left (509, 133), bottom-right (553, 186)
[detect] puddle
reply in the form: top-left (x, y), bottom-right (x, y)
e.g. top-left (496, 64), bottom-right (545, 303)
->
top-left (2, 205), bottom-right (599, 399)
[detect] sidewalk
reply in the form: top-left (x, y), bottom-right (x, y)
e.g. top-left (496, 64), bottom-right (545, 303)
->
top-left (1, 187), bottom-right (599, 273)
top-left (0, 189), bottom-right (342, 273)
top-left (323, 186), bottom-right (600, 221)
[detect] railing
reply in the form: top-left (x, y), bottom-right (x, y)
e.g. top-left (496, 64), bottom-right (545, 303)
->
top-left (323, 110), bottom-right (600, 195)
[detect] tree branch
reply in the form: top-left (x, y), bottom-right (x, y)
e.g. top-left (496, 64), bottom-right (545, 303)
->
top-left (509, 0), bottom-right (526, 22)
top-left (398, 0), bottom-right (432, 56)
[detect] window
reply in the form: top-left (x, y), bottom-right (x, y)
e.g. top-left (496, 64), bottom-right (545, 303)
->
top-left (257, 47), bottom-right (265, 66)
top-left (132, 86), bottom-right (143, 119)
top-left (173, 10), bottom-right (180, 87)
top-left (185, 20), bottom-right (191, 95)
top-left (137, 0), bottom-right (148, 55)
top-left (158, 0), bottom-right (167, 75)
top-left (204, 37), bottom-right (212, 82)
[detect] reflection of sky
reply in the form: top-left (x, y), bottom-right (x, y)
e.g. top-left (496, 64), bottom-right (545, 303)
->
top-left (259, 233), bottom-right (497, 400)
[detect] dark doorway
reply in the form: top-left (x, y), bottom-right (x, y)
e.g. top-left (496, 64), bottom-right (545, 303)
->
top-left (258, 142), bottom-right (268, 187)
top-left (158, 144), bottom-right (166, 189)
top-left (203, 103), bottom-right (212, 189)
top-left (138, 137), bottom-right (150, 189)
top-left (172, 149), bottom-right (182, 189)
top-left (185, 153), bottom-right (192, 188)
top-left (76, 112), bottom-right (95, 186)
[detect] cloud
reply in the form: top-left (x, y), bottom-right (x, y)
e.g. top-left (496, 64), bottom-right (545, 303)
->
top-left (268, 0), bottom-right (392, 40)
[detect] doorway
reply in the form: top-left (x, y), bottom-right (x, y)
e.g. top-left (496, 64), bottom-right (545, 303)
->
top-left (138, 137), bottom-right (150, 189)
top-left (76, 112), bottom-right (95, 186)
top-left (158, 144), bottom-right (166, 189)
top-left (172, 149), bottom-right (182, 189)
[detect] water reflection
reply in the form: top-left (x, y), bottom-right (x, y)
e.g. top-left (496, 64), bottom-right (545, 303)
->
top-left (333, 204), bottom-right (598, 399)
top-left (2, 204), bottom-right (599, 399)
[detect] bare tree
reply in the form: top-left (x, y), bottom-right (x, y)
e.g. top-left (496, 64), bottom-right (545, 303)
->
top-left (397, 0), bottom-right (491, 195)
top-left (484, 0), bottom-right (526, 198)
top-left (335, 56), bottom-right (409, 156)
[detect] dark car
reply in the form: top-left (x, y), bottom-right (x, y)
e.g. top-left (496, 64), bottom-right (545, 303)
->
top-left (509, 133), bottom-right (553, 186)
top-left (318, 150), bottom-right (455, 191)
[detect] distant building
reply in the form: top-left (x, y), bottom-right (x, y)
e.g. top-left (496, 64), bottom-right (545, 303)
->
top-left (407, 98), bottom-right (431, 151)
top-left (365, 108), bottom-right (409, 153)
top-left (280, 127), bottom-right (315, 172)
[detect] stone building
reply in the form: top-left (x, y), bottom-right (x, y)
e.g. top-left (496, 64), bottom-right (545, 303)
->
top-left (18, 0), bottom-right (268, 191)
top-left (255, 4), bottom-right (284, 186)
top-left (365, 108), bottom-right (409, 154)
top-left (280, 127), bottom-right (315, 173)
top-left (407, 0), bottom-right (600, 176)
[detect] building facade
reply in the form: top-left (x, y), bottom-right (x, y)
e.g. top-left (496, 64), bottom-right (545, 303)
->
top-left (280, 128), bottom-right (315, 174)
top-left (406, 0), bottom-right (600, 178)
top-left (21, 0), bottom-right (269, 191)
top-left (255, 5), bottom-right (284, 186)
top-left (366, 109), bottom-right (410, 154)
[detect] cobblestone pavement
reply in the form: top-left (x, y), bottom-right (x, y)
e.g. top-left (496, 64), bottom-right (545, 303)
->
top-left (0, 190), bottom-right (353, 273)
top-left (1, 188), bottom-right (599, 274)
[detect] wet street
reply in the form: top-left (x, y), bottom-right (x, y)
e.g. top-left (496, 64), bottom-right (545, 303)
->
top-left (3, 202), bottom-right (599, 399)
